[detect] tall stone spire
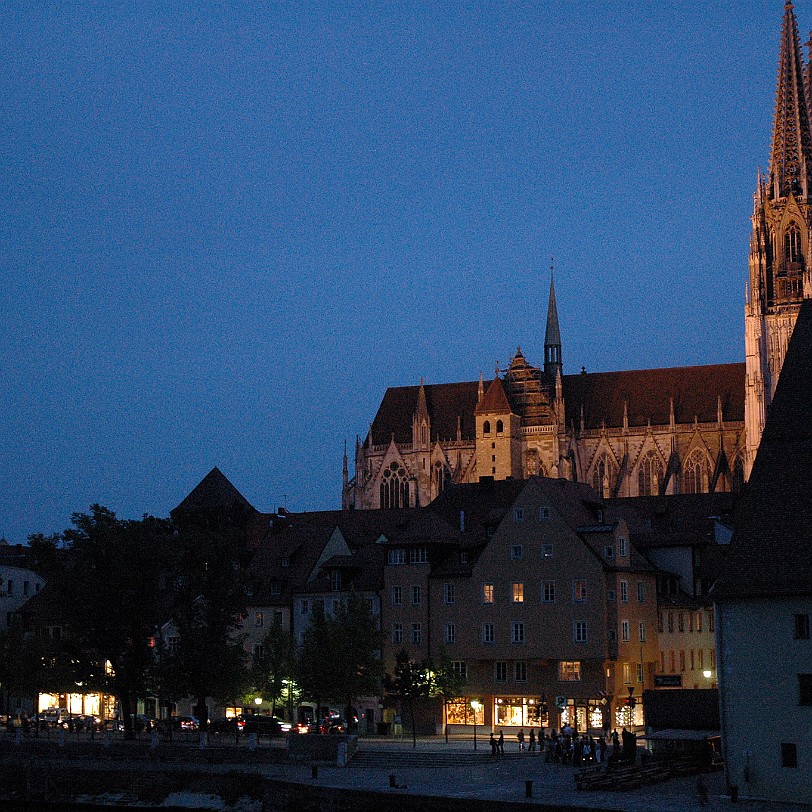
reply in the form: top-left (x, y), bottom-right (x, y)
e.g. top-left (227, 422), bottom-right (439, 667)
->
top-left (768, 1), bottom-right (812, 199)
top-left (544, 262), bottom-right (562, 378)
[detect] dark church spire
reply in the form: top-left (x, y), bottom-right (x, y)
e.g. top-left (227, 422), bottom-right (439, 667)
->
top-left (769, 1), bottom-right (812, 199)
top-left (544, 262), bottom-right (562, 377)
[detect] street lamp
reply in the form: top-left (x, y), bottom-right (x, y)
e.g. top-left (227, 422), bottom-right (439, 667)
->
top-left (703, 670), bottom-right (712, 679)
top-left (470, 700), bottom-right (482, 751)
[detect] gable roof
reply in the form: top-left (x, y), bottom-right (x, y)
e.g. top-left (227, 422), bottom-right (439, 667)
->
top-left (171, 467), bottom-right (256, 521)
top-left (474, 376), bottom-right (513, 415)
top-left (712, 299), bottom-right (812, 600)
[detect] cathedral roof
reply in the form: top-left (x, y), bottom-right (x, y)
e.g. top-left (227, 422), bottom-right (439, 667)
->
top-left (712, 299), bottom-right (812, 600)
top-left (563, 363), bottom-right (744, 429)
top-left (369, 380), bottom-right (485, 444)
top-left (171, 467), bottom-right (257, 524)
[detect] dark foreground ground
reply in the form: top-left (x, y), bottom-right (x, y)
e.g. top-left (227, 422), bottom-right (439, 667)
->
top-left (0, 732), bottom-right (805, 812)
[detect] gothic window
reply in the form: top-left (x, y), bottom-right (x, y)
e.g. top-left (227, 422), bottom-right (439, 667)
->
top-left (432, 461), bottom-right (451, 497)
top-left (732, 456), bottom-right (745, 493)
top-left (591, 453), bottom-right (618, 498)
top-left (682, 449), bottom-right (710, 494)
top-left (496, 419), bottom-right (504, 434)
top-left (637, 450), bottom-right (664, 496)
top-left (785, 222), bottom-right (803, 265)
top-left (483, 420), bottom-right (491, 435)
top-left (380, 462), bottom-right (410, 509)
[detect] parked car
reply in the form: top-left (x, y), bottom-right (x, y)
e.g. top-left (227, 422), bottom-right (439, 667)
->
top-left (155, 716), bottom-right (198, 733)
top-left (241, 715), bottom-right (290, 736)
top-left (42, 708), bottom-right (70, 728)
top-left (70, 715), bottom-right (103, 732)
top-left (133, 714), bottom-right (155, 732)
top-left (208, 716), bottom-right (246, 735)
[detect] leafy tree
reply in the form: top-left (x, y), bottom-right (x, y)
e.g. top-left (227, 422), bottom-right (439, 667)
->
top-left (248, 622), bottom-right (296, 717)
top-left (429, 650), bottom-right (468, 743)
top-left (384, 649), bottom-right (432, 748)
top-left (295, 593), bottom-right (384, 730)
top-left (60, 506), bottom-right (173, 737)
top-left (160, 523), bottom-right (249, 727)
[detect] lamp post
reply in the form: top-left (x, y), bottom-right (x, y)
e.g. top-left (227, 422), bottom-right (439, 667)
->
top-left (470, 700), bottom-right (482, 751)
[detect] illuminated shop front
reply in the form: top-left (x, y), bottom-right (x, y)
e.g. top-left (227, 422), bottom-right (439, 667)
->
top-left (38, 691), bottom-right (116, 720)
top-left (494, 696), bottom-right (549, 728)
top-left (446, 698), bottom-right (484, 726)
top-left (559, 698), bottom-right (609, 732)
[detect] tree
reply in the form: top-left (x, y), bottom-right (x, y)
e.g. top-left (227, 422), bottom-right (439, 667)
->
top-left (429, 650), bottom-right (468, 743)
top-left (295, 593), bottom-right (383, 729)
top-left (160, 523), bottom-right (249, 727)
top-left (60, 506), bottom-right (173, 737)
top-left (249, 622), bottom-right (296, 717)
top-left (384, 649), bottom-right (432, 748)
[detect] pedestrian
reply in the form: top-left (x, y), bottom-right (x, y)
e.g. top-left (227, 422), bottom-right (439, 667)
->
top-left (498, 729), bottom-right (504, 755)
top-left (489, 732), bottom-right (498, 756)
top-left (517, 728), bottom-right (525, 751)
top-left (529, 728), bottom-right (536, 752)
top-left (697, 773), bottom-right (709, 807)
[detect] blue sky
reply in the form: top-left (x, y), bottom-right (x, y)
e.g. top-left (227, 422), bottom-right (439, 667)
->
top-left (0, 1), bottom-right (788, 541)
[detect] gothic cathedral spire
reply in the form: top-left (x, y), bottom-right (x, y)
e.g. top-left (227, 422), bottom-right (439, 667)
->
top-left (745, 0), bottom-right (812, 478)
top-left (544, 264), bottom-right (562, 378)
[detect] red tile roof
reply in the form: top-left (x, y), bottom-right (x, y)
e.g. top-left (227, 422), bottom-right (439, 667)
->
top-left (474, 376), bottom-right (513, 415)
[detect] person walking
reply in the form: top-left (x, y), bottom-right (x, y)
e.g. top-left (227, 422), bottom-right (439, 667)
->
top-left (498, 729), bottom-right (504, 755)
top-left (529, 728), bottom-right (536, 752)
top-left (489, 732), bottom-right (498, 756)
top-left (517, 728), bottom-right (525, 751)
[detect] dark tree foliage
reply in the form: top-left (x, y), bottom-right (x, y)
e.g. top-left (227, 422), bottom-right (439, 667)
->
top-left (158, 523), bottom-right (250, 726)
top-left (59, 506), bottom-right (173, 736)
top-left (249, 622), bottom-right (296, 716)
top-left (26, 533), bottom-right (65, 580)
top-left (295, 593), bottom-right (383, 727)
top-left (384, 649), bottom-right (432, 748)
top-left (429, 649), bottom-right (468, 743)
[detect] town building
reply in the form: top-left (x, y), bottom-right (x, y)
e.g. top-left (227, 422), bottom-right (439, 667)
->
top-left (712, 297), bottom-right (812, 801)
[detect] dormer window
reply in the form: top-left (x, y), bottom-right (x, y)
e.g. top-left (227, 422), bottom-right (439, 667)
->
top-left (330, 571), bottom-right (342, 591)
top-left (618, 538), bottom-right (627, 557)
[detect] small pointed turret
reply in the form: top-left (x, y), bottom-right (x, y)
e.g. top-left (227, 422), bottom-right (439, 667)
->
top-left (768, 1), bottom-right (812, 199)
top-left (544, 264), bottom-right (562, 378)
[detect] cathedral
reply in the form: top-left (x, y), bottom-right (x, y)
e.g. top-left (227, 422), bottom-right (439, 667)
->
top-left (343, 0), bottom-right (812, 512)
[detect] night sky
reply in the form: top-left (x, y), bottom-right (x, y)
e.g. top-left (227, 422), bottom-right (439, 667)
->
top-left (0, 1), bottom-right (789, 542)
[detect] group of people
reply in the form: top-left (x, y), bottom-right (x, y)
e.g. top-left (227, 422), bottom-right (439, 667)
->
top-left (488, 723), bottom-right (639, 768)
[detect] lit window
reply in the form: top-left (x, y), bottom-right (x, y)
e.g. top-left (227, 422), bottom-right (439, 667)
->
top-left (392, 623), bottom-right (403, 644)
top-left (391, 586), bottom-right (402, 606)
top-left (444, 583), bottom-right (455, 605)
top-left (410, 623), bottom-right (422, 645)
top-left (512, 621), bottom-right (525, 644)
top-left (495, 661), bottom-right (507, 682)
top-left (445, 623), bottom-right (456, 644)
top-left (559, 660), bottom-right (581, 681)
top-left (482, 622), bottom-right (494, 643)
top-left (623, 662), bottom-right (632, 684)
top-left (574, 579), bottom-right (588, 602)
top-left (542, 580), bottom-right (556, 603)
top-left (483, 583), bottom-right (494, 603)
top-left (515, 661), bottom-right (527, 682)
top-left (574, 621), bottom-right (588, 643)
top-left (512, 583), bottom-right (524, 603)
top-left (255, 612), bottom-right (264, 627)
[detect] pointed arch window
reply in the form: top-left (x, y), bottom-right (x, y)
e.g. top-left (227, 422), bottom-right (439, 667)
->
top-left (637, 451), bottom-right (664, 497)
top-left (432, 461), bottom-right (451, 497)
top-left (496, 419), bottom-right (504, 435)
top-left (591, 453), bottom-right (618, 499)
top-left (682, 449), bottom-right (711, 494)
top-left (785, 222), bottom-right (803, 266)
top-left (380, 462), bottom-right (410, 509)
top-left (483, 420), bottom-right (491, 435)
top-left (732, 456), bottom-right (745, 494)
